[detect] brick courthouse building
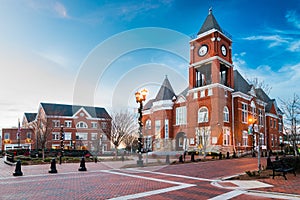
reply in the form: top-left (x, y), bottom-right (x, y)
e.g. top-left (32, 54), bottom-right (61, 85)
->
top-left (142, 9), bottom-right (284, 155)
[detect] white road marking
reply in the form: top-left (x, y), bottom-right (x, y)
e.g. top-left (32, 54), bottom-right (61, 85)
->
top-left (209, 190), bottom-right (246, 200)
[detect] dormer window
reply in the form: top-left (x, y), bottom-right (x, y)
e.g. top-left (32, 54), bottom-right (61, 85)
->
top-left (76, 121), bottom-right (88, 129)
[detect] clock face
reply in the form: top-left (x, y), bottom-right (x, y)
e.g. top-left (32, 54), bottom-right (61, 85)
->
top-left (198, 45), bottom-right (208, 56)
top-left (221, 45), bottom-right (227, 56)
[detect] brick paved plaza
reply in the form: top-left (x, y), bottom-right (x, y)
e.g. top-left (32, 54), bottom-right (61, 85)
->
top-left (0, 157), bottom-right (299, 199)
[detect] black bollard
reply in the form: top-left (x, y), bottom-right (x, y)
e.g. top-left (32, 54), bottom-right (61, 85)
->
top-left (78, 157), bottom-right (87, 171)
top-left (13, 160), bottom-right (23, 176)
top-left (226, 152), bottom-right (230, 159)
top-left (266, 156), bottom-right (272, 169)
top-left (49, 158), bottom-right (58, 173)
top-left (94, 156), bottom-right (97, 163)
top-left (166, 155), bottom-right (170, 164)
top-left (191, 152), bottom-right (195, 162)
top-left (179, 155), bottom-right (183, 163)
top-left (219, 152), bottom-right (222, 160)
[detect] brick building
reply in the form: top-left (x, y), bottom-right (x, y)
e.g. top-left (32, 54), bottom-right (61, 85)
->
top-left (142, 9), bottom-right (283, 155)
top-left (2, 102), bottom-right (112, 153)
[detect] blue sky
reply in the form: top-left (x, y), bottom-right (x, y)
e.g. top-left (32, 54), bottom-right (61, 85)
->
top-left (0, 0), bottom-right (300, 129)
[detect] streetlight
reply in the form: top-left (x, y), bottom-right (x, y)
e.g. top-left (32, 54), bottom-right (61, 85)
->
top-left (135, 88), bottom-right (148, 167)
top-left (248, 117), bottom-right (261, 173)
top-left (60, 124), bottom-right (64, 165)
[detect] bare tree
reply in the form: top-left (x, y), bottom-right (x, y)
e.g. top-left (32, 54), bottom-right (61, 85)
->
top-left (108, 110), bottom-right (138, 159)
top-left (248, 77), bottom-right (272, 95)
top-left (122, 133), bottom-right (138, 153)
top-left (31, 117), bottom-right (53, 160)
top-left (280, 94), bottom-right (300, 155)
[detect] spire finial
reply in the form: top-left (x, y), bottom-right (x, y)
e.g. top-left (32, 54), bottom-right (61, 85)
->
top-left (209, 7), bottom-right (213, 15)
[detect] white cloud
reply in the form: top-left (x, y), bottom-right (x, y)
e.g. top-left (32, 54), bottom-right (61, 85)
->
top-left (243, 35), bottom-right (289, 48)
top-left (285, 10), bottom-right (300, 29)
top-left (26, 0), bottom-right (69, 19)
top-left (288, 40), bottom-right (300, 52)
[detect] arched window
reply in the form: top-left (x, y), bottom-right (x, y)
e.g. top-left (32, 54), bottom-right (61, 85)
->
top-left (76, 121), bottom-right (88, 129)
top-left (198, 107), bottom-right (209, 123)
top-left (223, 106), bottom-right (229, 122)
top-left (146, 119), bottom-right (151, 129)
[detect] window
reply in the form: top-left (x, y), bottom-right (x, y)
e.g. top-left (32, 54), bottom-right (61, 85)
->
top-left (178, 137), bottom-right (183, 147)
top-left (91, 133), bottom-right (97, 140)
top-left (145, 136), bottom-right (152, 150)
top-left (270, 118), bottom-right (273, 128)
top-left (274, 119), bottom-right (276, 129)
top-left (64, 132), bottom-right (72, 140)
top-left (76, 132), bottom-right (88, 140)
top-left (176, 106), bottom-right (187, 125)
top-left (76, 121), bottom-right (88, 129)
top-left (155, 120), bottom-right (161, 137)
top-left (196, 127), bottom-right (211, 147)
top-left (271, 134), bottom-right (274, 147)
top-left (101, 122), bottom-right (107, 130)
top-left (52, 132), bottom-right (60, 140)
top-left (4, 133), bottom-right (10, 140)
top-left (64, 121), bottom-right (72, 128)
top-left (223, 128), bottom-right (230, 146)
top-left (241, 103), bottom-right (248, 123)
top-left (91, 122), bottom-right (98, 129)
top-left (52, 120), bottom-right (60, 127)
top-left (198, 107), bottom-right (209, 123)
top-left (223, 106), bottom-right (229, 122)
top-left (260, 133), bottom-right (264, 146)
top-left (102, 134), bottom-right (107, 141)
top-left (146, 120), bottom-right (151, 130)
top-left (242, 131), bottom-right (248, 146)
top-left (196, 71), bottom-right (205, 87)
top-left (164, 119), bottom-right (169, 139)
top-left (26, 132), bottom-right (31, 139)
top-left (258, 109), bottom-right (263, 126)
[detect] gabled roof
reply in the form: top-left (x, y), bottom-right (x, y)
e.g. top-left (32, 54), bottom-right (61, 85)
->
top-left (40, 102), bottom-right (111, 119)
top-left (154, 76), bottom-right (176, 101)
top-left (198, 8), bottom-right (223, 35)
top-left (24, 113), bottom-right (37, 123)
top-left (234, 70), bottom-right (251, 94)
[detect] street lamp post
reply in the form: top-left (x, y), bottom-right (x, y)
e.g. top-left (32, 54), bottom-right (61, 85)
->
top-left (60, 125), bottom-right (64, 165)
top-left (248, 118), bottom-right (261, 173)
top-left (135, 88), bottom-right (148, 167)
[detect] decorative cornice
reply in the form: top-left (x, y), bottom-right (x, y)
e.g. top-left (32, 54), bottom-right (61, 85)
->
top-left (190, 28), bottom-right (232, 43)
top-left (190, 56), bottom-right (233, 68)
top-left (232, 91), bottom-right (252, 101)
top-left (188, 83), bottom-right (234, 94)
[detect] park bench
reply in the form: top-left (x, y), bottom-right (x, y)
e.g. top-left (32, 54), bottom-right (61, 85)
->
top-left (271, 158), bottom-right (296, 180)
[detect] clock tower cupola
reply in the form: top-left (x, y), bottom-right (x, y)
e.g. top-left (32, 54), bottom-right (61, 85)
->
top-left (189, 8), bottom-right (233, 89)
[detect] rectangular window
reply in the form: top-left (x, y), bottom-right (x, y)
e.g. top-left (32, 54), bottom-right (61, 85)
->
top-left (260, 133), bottom-right (264, 145)
top-left (242, 131), bottom-right (248, 146)
top-left (176, 106), bottom-right (187, 125)
top-left (223, 128), bottom-right (230, 146)
top-left (52, 120), bottom-right (60, 127)
top-left (145, 136), bottom-right (152, 150)
top-left (64, 121), bottom-right (72, 128)
top-left (258, 109), bottom-right (263, 126)
top-left (155, 120), bottom-right (161, 137)
top-left (91, 133), bottom-right (97, 140)
top-left (4, 133), bottom-right (10, 140)
top-left (164, 119), bottom-right (169, 139)
top-left (241, 103), bottom-right (248, 123)
top-left (101, 122), bottom-right (107, 130)
top-left (64, 132), bottom-right (72, 140)
top-left (52, 132), bottom-right (60, 140)
top-left (193, 92), bottom-right (198, 99)
top-left (26, 132), bottom-right (31, 139)
top-left (91, 122), bottom-right (98, 129)
top-left (274, 119), bottom-right (276, 129)
top-left (270, 118), bottom-right (273, 128)
top-left (76, 132), bottom-right (88, 140)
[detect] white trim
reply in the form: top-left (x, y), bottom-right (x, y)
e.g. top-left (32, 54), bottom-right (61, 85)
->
top-left (72, 107), bottom-right (92, 118)
top-left (189, 28), bottom-right (232, 42)
top-left (151, 100), bottom-right (174, 112)
top-left (190, 56), bottom-right (233, 68)
top-left (231, 91), bottom-right (252, 101)
top-left (188, 83), bottom-right (234, 94)
top-left (266, 113), bottom-right (279, 119)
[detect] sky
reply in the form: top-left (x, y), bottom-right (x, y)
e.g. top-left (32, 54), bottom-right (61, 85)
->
top-left (0, 0), bottom-right (300, 129)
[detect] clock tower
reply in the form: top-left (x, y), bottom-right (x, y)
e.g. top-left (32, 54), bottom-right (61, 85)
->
top-left (187, 8), bottom-right (234, 153)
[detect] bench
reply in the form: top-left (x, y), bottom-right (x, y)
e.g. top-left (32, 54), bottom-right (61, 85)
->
top-left (271, 158), bottom-right (296, 180)
top-left (6, 154), bottom-right (14, 163)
